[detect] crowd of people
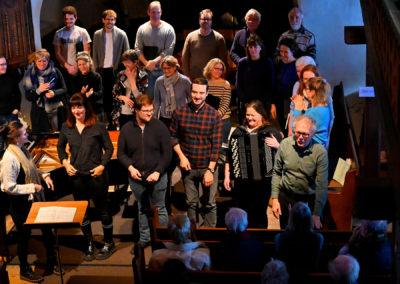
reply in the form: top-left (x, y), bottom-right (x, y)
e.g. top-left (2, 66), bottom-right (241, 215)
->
top-left (0, 1), bottom-right (392, 283)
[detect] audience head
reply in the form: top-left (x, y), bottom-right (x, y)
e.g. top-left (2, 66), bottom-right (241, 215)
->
top-left (288, 202), bottom-right (313, 232)
top-left (76, 51), bottom-right (94, 74)
top-left (306, 77), bottom-right (331, 105)
top-left (261, 259), bottom-right (289, 284)
top-left (0, 120), bottom-right (25, 147)
top-left (199, 9), bottom-right (213, 31)
top-left (360, 219), bottom-right (388, 239)
top-left (102, 9), bottom-right (117, 30)
top-left (293, 115), bottom-right (317, 148)
top-left (33, 49), bottom-right (50, 71)
top-left (246, 34), bottom-right (265, 60)
top-left (62, 6), bottom-right (77, 29)
top-left (161, 55), bottom-right (179, 78)
top-left (134, 94), bottom-right (154, 124)
top-left (225, 208), bottom-right (248, 233)
top-left (168, 214), bottom-right (192, 244)
top-left (161, 259), bottom-right (189, 284)
top-left (244, 100), bottom-right (271, 128)
top-left (329, 255), bottom-right (360, 284)
top-left (0, 55), bottom-right (7, 75)
top-left (148, 1), bottom-right (162, 22)
top-left (295, 56), bottom-right (316, 74)
top-left (245, 9), bottom-right (261, 33)
top-left (278, 37), bottom-right (298, 64)
top-left (288, 7), bottom-right (303, 31)
top-left (121, 49), bottom-right (139, 70)
top-left (191, 78), bottom-right (209, 108)
top-left (298, 64), bottom-right (320, 95)
top-left (203, 58), bottom-right (226, 80)
top-left (66, 93), bottom-right (97, 127)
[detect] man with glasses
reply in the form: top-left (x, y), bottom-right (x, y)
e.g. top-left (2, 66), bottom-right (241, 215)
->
top-left (182, 9), bottom-right (228, 79)
top-left (93, 9), bottom-right (130, 129)
top-left (271, 114), bottom-right (328, 229)
top-left (117, 94), bottom-right (172, 248)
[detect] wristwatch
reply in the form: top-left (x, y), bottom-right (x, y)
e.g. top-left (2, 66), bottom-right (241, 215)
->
top-left (207, 167), bottom-right (215, 173)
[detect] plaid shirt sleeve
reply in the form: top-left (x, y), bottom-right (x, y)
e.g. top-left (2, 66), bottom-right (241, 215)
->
top-left (210, 112), bottom-right (222, 162)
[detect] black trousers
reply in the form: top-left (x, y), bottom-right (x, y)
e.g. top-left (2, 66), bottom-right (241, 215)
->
top-left (278, 189), bottom-right (315, 229)
top-left (70, 174), bottom-right (113, 243)
top-left (9, 195), bottom-right (55, 271)
top-left (99, 68), bottom-right (116, 126)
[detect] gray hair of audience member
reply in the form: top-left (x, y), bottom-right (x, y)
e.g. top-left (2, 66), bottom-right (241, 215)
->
top-left (225, 207), bottom-right (248, 233)
top-left (288, 7), bottom-right (303, 18)
top-left (245, 8), bottom-right (261, 21)
top-left (76, 51), bottom-right (94, 72)
top-left (361, 219), bottom-right (388, 238)
top-left (160, 55), bottom-right (180, 69)
top-left (329, 255), bottom-right (360, 284)
top-left (287, 202), bottom-right (313, 232)
top-left (168, 214), bottom-right (191, 244)
top-left (295, 56), bottom-right (316, 69)
top-left (261, 259), bottom-right (289, 284)
top-left (292, 115), bottom-right (317, 134)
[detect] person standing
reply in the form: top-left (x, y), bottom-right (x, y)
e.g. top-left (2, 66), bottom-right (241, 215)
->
top-left (182, 9), bottom-right (228, 80)
top-left (118, 94), bottom-right (172, 248)
top-left (92, 9), bottom-right (130, 129)
top-left (135, 1), bottom-right (176, 99)
top-left (57, 94), bottom-right (115, 261)
top-left (170, 78), bottom-right (222, 227)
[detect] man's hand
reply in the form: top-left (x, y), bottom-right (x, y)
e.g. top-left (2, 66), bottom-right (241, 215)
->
top-left (146, 171), bottom-right (160, 183)
top-left (64, 162), bottom-right (78, 176)
top-left (179, 156), bottom-right (191, 171)
top-left (44, 175), bottom-right (54, 191)
top-left (90, 165), bottom-right (105, 178)
top-left (203, 170), bottom-right (214, 187)
top-left (145, 60), bottom-right (158, 71)
top-left (312, 215), bottom-right (323, 229)
top-left (223, 175), bottom-right (231, 191)
top-left (272, 198), bottom-right (281, 219)
top-left (128, 165), bottom-right (142, 181)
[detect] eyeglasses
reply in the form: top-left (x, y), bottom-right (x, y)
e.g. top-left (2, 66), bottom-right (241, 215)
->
top-left (140, 109), bottom-right (154, 114)
top-left (294, 131), bottom-right (310, 138)
top-left (200, 18), bottom-right (212, 21)
top-left (0, 63), bottom-right (7, 66)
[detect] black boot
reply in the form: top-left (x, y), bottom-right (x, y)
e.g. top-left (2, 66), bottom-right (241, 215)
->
top-left (45, 254), bottom-right (64, 275)
top-left (83, 240), bottom-right (95, 261)
top-left (20, 266), bottom-right (43, 283)
top-left (96, 241), bottom-right (116, 260)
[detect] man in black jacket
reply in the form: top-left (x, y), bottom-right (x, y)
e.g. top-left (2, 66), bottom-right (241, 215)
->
top-left (117, 94), bottom-right (172, 248)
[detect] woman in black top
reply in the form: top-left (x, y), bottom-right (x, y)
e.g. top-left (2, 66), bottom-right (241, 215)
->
top-left (57, 94), bottom-right (114, 261)
top-left (70, 52), bottom-right (104, 121)
top-left (224, 100), bottom-right (281, 228)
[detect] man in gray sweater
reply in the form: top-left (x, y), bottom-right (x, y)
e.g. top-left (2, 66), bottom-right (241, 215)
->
top-left (271, 114), bottom-right (328, 229)
top-left (92, 9), bottom-right (130, 129)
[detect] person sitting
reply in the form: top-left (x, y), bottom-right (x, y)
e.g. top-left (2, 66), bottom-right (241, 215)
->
top-left (211, 208), bottom-right (264, 271)
top-left (275, 202), bottom-right (323, 278)
top-left (292, 77), bottom-right (332, 147)
top-left (149, 214), bottom-right (210, 271)
top-left (261, 259), bottom-right (289, 284)
top-left (339, 219), bottom-right (392, 276)
top-left (329, 255), bottom-right (360, 284)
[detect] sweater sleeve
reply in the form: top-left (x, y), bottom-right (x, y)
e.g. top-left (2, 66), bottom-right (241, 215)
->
top-left (217, 82), bottom-right (231, 117)
top-left (313, 147), bottom-right (328, 216)
top-left (117, 128), bottom-right (133, 169)
top-left (154, 122), bottom-right (172, 174)
top-left (182, 35), bottom-right (191, 77)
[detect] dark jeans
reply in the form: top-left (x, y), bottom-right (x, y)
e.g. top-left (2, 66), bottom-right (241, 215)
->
top-left (9, 195), bottom-right (55, 271)
top-left (182, 168), bottom-right (218, 227)
top-left (70, 173), bottom-right (113, 242)
top-left (278, 189), bottom-right (315, 229)
top-left (129, 173), bottom-right (168, 242)
top-left (221, 118), bottom-right (231, 146)
top-left (99, 68), bottom-right (115, 127)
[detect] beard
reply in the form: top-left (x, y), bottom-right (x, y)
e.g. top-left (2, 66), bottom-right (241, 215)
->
top-left (290, 23), bottom-right (301, 31)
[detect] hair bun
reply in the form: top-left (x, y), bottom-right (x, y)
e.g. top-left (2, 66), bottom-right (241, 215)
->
top-left (0, 124), bottom-right (9, 138)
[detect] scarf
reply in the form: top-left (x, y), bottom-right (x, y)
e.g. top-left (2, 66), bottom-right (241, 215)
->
top-left (163, 72), bottom-right (179, 116)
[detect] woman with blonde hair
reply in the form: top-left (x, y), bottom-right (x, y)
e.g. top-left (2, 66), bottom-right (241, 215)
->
top-left (203, 58), bottom-right (232, 145)
top-left (70, 51), bottom-right (104, 121)
top-left (23, 48), bottom-right (67, 132)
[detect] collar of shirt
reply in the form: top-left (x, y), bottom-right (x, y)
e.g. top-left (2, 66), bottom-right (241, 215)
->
top-left (189, 101), bottom-right (206, 113)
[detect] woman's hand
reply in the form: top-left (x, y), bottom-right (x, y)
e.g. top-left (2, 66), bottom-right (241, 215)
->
top-left (34, 184), bottom-right (43, 192)
top-left (44, 175), bottom-right (54, 191)
top-left (45, 90), bottom-right (55, 99)
top-left (12, 109), bottom-right (19, 115)
top-left (291, 94), bottom-right (304, 111)
top-left (90, 165), bottom-right (104, 178)
top-left (63, 161), bottom-right (77, 176)
top-left (265, 134), bottom-right (280, 149)
top-left (80, 85), bottom-right (89, 95)
top-left (38, 82), bottom-right (50, 93)
top-left (86, 88), bottom-right (94, 98)
top-left (224, 175), bottom-right (231, 191)
top-left (120, 96), bottom-right (134, 108)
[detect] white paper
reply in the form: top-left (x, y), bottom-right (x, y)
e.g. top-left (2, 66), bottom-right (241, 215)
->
top-left (35, 206), bottom-right (77, 223)
top-left (359, 86), bottom-right (375, 97)
top-left (333, 158), bottom-right (351, 185)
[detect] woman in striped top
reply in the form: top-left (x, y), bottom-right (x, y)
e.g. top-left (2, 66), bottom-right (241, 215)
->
top-left (203, 58), bottom-right (232, 146)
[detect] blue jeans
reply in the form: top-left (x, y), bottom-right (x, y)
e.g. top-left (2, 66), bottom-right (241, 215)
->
top-left (182, 168), bottom-right (218, 227)
top-left (129, 173), bottom-right (168, 242)
top-left (0, 114), bottom-right (18, 150)
top-left (145, 69), bottom-right (163, 99)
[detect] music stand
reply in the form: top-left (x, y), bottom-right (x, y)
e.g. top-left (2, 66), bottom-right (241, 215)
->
top-left (25, 201), bottom-right (88, 284)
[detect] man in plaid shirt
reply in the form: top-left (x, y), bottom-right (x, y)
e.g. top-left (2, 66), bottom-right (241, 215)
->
top-left (170, 78), bottom-right (222, 227)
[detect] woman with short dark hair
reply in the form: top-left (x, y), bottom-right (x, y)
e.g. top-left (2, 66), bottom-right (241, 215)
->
top-left (57, 94), bottom-right (114, 261)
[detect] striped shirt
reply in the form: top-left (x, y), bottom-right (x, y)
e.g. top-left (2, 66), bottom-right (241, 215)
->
top-left (208, 80), bottom-right (231, 119)
top-left (170, 102), bottom-right (222, 169)
top-left (275, 25), bottom-right (316, 60)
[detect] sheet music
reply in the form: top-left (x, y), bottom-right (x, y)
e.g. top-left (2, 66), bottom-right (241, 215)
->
top-left (35, 206), bottom-right (77, 223)
top-left (332, 158), bottom-right (351, 185)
